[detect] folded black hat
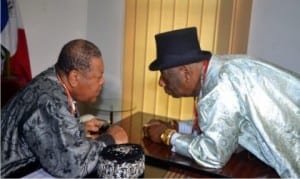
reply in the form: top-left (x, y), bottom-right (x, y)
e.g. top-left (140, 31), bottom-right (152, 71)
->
top-left (149, 27), bottom-right (212, 71)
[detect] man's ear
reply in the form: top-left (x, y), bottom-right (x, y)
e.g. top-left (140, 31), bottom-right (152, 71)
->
top-left (180, 65), bottom-right (191, 82)
top-left (68, 70), bottom-right (80, 87)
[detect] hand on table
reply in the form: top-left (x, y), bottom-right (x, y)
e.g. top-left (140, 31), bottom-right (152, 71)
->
top-left (107, 125), bottom-right (128, 144)
top-left (143, 119), bottom-right (178, 144)
top-left (83, 118), bottom-right (105, 139)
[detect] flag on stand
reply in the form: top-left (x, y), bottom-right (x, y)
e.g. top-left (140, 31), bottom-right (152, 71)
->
top-left (1, 0), bottom-right (32, 86)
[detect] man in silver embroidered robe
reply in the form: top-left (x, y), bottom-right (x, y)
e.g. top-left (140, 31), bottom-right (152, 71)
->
top-left (144, 27), bottom-right (300, 178)
top-left (1, 39), bottom-right (128, 177)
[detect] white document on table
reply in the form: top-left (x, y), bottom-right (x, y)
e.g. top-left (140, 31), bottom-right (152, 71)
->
top-left (22, 168), bottom-right (55, 178)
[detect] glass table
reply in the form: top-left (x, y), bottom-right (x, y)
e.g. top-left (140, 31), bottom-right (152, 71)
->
top-left (88, 98), bottom-right (135, 124)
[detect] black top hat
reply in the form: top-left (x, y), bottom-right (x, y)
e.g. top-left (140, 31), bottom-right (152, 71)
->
top-left (149, 27), bottom-right (212, 71)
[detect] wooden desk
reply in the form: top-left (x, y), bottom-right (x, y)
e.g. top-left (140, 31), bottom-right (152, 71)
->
top-left (119, 112), bottom-right (279, 178)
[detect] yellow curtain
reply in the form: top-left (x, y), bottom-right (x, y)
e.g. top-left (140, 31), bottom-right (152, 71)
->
top-left (122, 0), bottom-right (252, 120)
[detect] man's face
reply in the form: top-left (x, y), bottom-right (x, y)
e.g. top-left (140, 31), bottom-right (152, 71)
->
top-left (158, 67), bottom-right (186, 98)
top-left (75, 57), bottom-right (105, 103)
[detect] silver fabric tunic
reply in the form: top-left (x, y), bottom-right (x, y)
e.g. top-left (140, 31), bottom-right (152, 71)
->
top-left (1, 67), bottom-right (114, 177)
top-left (172, 55), bottom-right (300, 178)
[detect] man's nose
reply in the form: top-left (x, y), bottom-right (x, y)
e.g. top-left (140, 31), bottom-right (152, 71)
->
top-left (158, 76), bottom-right (165, 87)
top-left (100, 77), bottom-right (105, 86)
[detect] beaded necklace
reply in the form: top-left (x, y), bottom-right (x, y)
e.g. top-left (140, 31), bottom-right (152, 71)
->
top-left (193, 60), bottom-right (210, 133)
top-left (56, 73), bottom-right (76, 116)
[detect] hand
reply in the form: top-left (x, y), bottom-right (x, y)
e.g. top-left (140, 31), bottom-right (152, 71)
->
top-left (107, 125), bottom-right (128, 144)
top-left (143, 119), bottom-right (177, 143)
top-left (83, 119), bottom-right (105, 140)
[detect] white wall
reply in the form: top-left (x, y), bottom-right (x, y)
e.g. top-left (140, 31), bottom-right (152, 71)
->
top-left (87, 0), bottom-right (124, 101)
top-left (18, 0), bottom-right (88, 76)
top-left (248, 0), bottom-right (300, 73)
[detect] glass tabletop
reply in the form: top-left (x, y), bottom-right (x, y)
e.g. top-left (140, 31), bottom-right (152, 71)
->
top-left (89, 98), bottom-right (135, 112)
top-left (87, 98), bottom-right (135, 124)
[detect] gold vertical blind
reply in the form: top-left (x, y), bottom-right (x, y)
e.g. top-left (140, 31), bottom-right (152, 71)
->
top-left (122, 0), bottom-right (252, 120)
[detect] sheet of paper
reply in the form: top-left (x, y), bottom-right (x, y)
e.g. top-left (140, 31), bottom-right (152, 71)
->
top-left (22, 168), bottom-right (55, 178)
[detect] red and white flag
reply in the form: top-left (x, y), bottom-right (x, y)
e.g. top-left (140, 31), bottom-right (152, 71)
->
top-left (1, 0), bottom-right (32, 86)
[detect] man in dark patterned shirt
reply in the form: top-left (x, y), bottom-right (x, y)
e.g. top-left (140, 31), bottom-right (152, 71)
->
top-left (1, 39), bottom-right (128, 177)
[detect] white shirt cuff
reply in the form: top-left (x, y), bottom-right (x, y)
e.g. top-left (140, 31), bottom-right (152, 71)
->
top-left (178, 121), bottom-right (193, 134)
top-left (170, 133), bottom-right (181, 152)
